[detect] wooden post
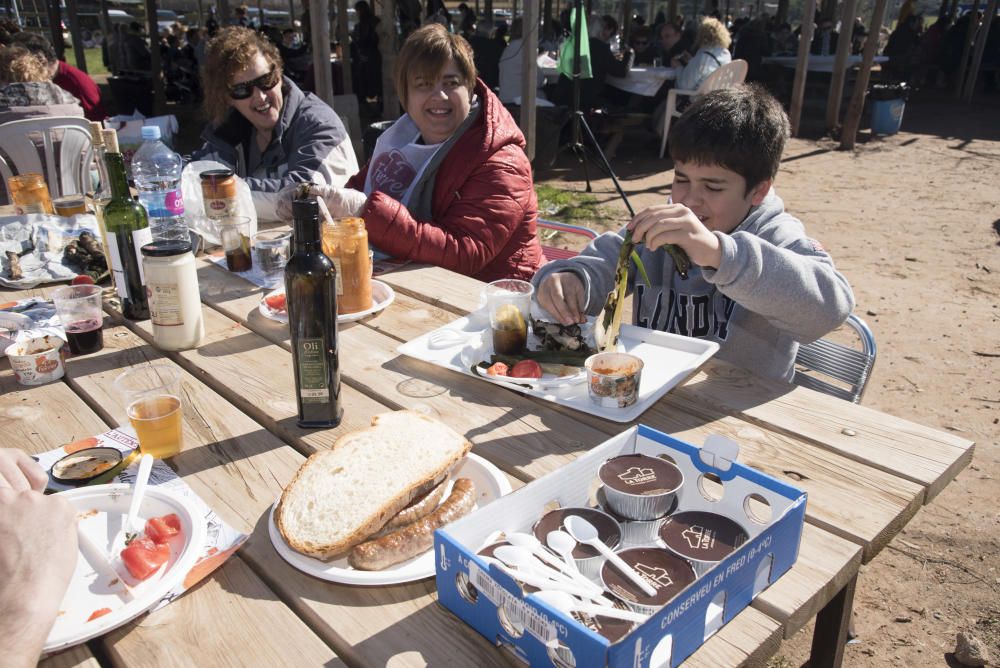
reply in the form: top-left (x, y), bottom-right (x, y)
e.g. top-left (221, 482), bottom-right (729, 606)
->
top-left (64, 0), bottom-right (87, 72)
top-left (947, 0), bottom-right (959, 20)
top-left (622, 0), bottom-right (633, 47)
top-left (144, 0), bottom-right (166, 115)
top-left (953, 0), bottom-right (981, 96)
top-left (486, 0), bottom-right (494, 22)
top-left (962, 0), bottom-right (997, 101)
top-left (310, 0), bottom-right (334, 106)
top-left (839, 0), bottom-right (889, 149)
top-left (288, 0), bottom-right (295, 28)
top-left (513, 0), bottom-right (519, 21)
top-left (777, 0), bottom-right (789, 23)
top-left (257, 0), bottom-right (264, 28)
top-left (218, 0), bottom-right (231, 24)
top-left (197, 0), bottom-right (204, 26)
top-left (45, 0), bottom-right (66, 60)
top-left (667, 0), bottom-right (677, 20)
top-left (520, 0), bottom-right (538, 161)
top-left (336, 0), bottom-right (351, 94)
top-left (788, 0), bottom-right (817, 136)
top-left (825, 0), bottom-right (857, 130)
top-left (378, 0), bottom-right (400, 119)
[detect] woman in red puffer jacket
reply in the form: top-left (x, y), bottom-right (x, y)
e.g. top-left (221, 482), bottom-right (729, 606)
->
top-left (278, 24), bottom-right (543, 282)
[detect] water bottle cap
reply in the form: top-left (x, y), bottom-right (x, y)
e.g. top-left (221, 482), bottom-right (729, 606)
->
top-left (141, 125), bottom-right (161, 140)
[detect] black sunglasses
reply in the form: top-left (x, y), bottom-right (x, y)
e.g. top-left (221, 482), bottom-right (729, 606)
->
top-left (229, 67), bottom-right (280, 100)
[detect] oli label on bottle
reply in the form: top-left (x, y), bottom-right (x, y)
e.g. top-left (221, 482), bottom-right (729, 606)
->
top-left (297, 338), bottom-right (330, 403)
top-left (105, 227), bottom-right (153, 300)
top-left (147, 283), bottom-right (183, 326)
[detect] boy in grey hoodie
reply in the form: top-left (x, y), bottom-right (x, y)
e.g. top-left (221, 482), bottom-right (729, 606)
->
top-left (533, 85), bottom-right (855, 383)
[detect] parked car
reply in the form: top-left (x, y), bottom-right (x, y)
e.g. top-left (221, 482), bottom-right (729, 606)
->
top-left (157, 9), bottom-right (185, 33)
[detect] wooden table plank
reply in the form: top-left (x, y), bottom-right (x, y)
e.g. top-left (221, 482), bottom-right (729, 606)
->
top-left (3, 358), bottom-right (342, 667)
top-left (684, 607), bottom-right (783, 668)
top-left (40, 644), bottom-right (102, 668)
top-left (750, 523), bottom-right (862, 637)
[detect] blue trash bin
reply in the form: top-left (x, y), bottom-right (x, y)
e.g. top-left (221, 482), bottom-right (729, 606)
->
top-left (871, 98), bottom-right (905, 135)
top-left (869, 82), bottom-right (909, 135)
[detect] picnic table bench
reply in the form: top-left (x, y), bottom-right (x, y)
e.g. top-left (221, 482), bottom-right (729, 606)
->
top-left (4, 255), bottom-right (973, 668)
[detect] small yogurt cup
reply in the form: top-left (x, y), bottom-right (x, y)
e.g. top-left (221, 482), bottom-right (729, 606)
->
top-left (532, 507), bottom-right (622, 579)
top-left (599, 546), bottom-right (697, 616)
top-left (585, 352), bottom-right (643, 408)
top-left (658, 511), bottom-right (750, 577)
top-left (599, 453), bottom-right (684, 521)
top-left (6, 334), bottom-right (66, 385)
top-left (597, 487), bottom-right (678, 547)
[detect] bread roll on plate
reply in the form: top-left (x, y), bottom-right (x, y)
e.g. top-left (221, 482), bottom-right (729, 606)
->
top-left (276, 411), bottom-right (472, 560)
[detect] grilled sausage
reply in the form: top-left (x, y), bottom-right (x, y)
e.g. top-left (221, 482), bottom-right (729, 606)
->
top-left (349, 478), bottom-right (476, 570)
top-left (374, 478), bottom-right (449, 536)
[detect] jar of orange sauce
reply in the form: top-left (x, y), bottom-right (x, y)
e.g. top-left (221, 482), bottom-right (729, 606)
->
top-left (321, 217), bottom-right (373, 314)
top-left (8, 173), bottom-right (55, 215)
top-left (199, 169), bottom-right (239, 220)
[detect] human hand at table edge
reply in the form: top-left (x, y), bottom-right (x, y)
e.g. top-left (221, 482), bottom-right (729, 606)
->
top-left (275, 183), bottom-right (368, 221)
top-left (628, 203), bottom-right (723, 270)
top-left (0, 448), bottom-right (48, 491)
top-left (0, 484), bottom-right (79, 668)
top-left (537, 272), bottom-right (587, 326)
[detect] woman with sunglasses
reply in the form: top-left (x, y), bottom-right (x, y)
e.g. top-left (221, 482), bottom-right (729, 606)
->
top-left (194, 27), bottom-right (358, 221)
top-left (279, 24), bottom-right (542, 282)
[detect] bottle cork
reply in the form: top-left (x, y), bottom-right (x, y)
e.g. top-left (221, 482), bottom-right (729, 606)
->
top-left (102, 128), bottom-right (120, 153)
top-left (89, 121), bottom-right (104, 146)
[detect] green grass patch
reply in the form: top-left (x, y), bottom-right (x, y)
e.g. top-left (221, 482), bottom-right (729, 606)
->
top-left (84, 48), bottom-right (108, 77)
top-left (535, 184), bottom-right (605, 225)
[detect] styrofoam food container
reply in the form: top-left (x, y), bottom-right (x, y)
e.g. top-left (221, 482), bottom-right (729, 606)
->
top-left (6, 333), bottom-right (66, 385)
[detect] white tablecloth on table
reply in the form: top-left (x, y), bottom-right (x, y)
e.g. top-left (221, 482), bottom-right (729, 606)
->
top-left (762, 55), bottom-right (889, 72)
top-left (607, 67), bottom-right (676, 96)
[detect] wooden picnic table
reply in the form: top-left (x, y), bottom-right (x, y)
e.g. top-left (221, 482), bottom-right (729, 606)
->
top-left (3, 256), bottom-right (973, 668)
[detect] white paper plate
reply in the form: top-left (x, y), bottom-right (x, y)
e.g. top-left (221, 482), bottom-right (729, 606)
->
top-left (267, 453), bottom-right (511, 585)
top-left (397, 316), bottom-right (720, 423)
top-left (44, 484), bottom-right (208, 653)
top-left (258, 279), bottom-right (395, 324)
top-left (0, 311), bottom-right (33, 356)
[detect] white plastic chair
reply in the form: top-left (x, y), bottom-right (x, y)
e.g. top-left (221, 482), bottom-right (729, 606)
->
top-left (658, 59), bottom-right (749, 158)
top-left (793, 314), bottom-right (877, 403)
top-left (0, 117), bottom-right (94, 202)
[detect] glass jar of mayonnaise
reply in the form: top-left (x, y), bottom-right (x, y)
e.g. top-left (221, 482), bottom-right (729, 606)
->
top-left (140, 240), bottom-right (204, 350)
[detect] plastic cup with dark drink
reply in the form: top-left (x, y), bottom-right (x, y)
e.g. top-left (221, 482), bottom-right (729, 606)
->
top-left (485, 279), bottom-right (533, 355)
top-left (218, 216), bottom-right (253, 272)
top-left (52, 284), bottom-right (104, 355)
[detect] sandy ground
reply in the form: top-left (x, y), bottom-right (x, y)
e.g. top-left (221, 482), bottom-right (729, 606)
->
top-left (536, 94), bottom-right (1000, 666)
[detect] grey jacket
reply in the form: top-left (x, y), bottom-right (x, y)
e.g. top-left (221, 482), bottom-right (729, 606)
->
top-left (194, 77), bottom-right (358, 221)
top-left (532, 190), bottom-right (856, 382)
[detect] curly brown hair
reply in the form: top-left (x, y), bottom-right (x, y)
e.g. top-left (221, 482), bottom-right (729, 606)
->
top-left (202, 27), bottom-right (283, 124)
top-left (395, 24), bottom-right (476, 111)
top-left (0, 45), bottom-right (52, 84)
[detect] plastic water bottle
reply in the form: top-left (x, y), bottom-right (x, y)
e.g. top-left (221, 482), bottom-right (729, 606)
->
top-left (132, 125), bottom-right (188, 241)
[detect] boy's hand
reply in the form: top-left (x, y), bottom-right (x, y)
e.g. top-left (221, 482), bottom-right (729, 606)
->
top-left (537, 272), bottom-right (586, 326)
top-left (628, 203), bottom-right (723, 269)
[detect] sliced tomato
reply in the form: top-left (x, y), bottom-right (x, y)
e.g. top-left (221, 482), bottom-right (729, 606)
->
top-left (510, 360), bottom-right (543, 379)
top-left (264, 293), bottom-right (287, 311)
top-left (87, 608), bottom-right (112, 621)
top-left (121, 536), bottom-right (171, 581)
top-left (71, 275), bottom-right (96, 286)
top-left (145, 513), bottom-right (182, 544)
top-left (486, 362), bottom-right (509, 377)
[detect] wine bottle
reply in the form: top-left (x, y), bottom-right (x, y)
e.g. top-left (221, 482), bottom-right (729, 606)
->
top-left (88, 122), bottom-right (115, 290)
top-left (102, 129), bottom-right (151, 321)
top-left (286, 197), bottom-right (342, 428)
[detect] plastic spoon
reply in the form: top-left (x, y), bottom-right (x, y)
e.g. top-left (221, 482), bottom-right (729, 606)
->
top-left (565, 515), bottom-right (657, 597)
top-left (489, 561), bottom-right (606, 600)
top-left (108, 453), bottom-right (153, 559)
top-left (502, 537), bottom-right (615, 604)
top-left (533, 589), bottom-right (651, 624)
top-left (546, 530), bottom-right (582, 576)
top-left (494, 546), bottom-right (611, 603)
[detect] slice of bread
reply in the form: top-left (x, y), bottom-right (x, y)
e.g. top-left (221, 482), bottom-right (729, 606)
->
top-left (276, 410), bottom-right (473, 560)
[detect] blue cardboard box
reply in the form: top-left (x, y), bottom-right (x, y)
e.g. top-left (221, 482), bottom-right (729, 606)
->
top-left (434, 425), bottom-right (807, 667)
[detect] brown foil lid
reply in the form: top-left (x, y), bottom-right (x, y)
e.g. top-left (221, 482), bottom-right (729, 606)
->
top-left (570, 608), bottom-right (634, 642)
top-left (601, 547), bottom-right (696, 607)
top-left (599, 454), bottom-right (683, 496)
top-left (658, 511), bottom-right (749, 562)
top-left (532, 507), bottom-right (621, 559)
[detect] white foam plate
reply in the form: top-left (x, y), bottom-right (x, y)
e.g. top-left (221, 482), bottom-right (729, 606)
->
top-left (44, 484), bottom-right (208, 653)
top-left (268, 453), bottom-right (511, 585)
top-left (397, 314), bottom-right (720, 423)
top-left (0, 310), bottom-right (33, 356)
top-left (258, 279), bottom-right (395, 324)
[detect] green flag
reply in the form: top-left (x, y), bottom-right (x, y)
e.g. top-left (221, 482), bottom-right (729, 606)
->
top-left (557, 8), bottom-right (592, 80)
